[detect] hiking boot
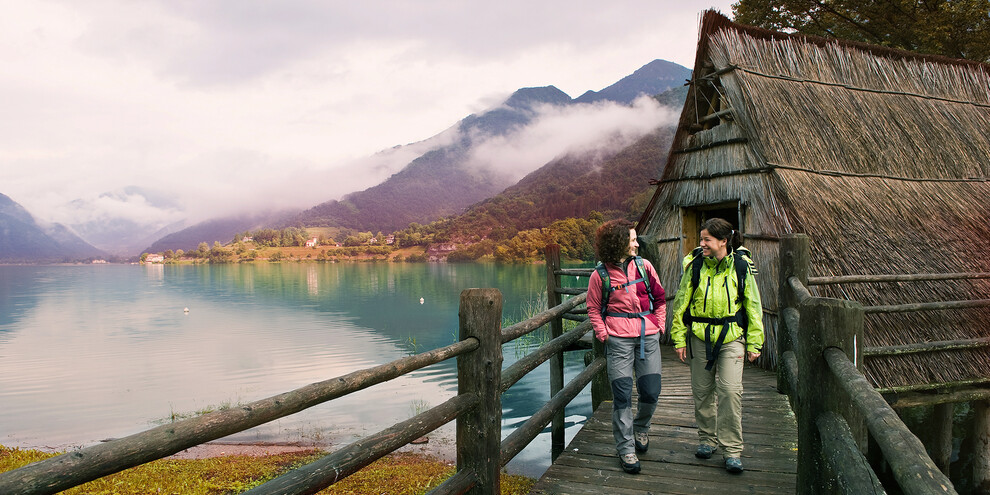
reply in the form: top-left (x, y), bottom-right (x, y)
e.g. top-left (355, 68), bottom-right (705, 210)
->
top-left (695, 444), bottom-right (717, 459)
top-left (725, 457), bottom-right (744, 474)
top-left (634, 432), bottom-right (649, 453)
top-left (620, 452), bottom-right (641, 474)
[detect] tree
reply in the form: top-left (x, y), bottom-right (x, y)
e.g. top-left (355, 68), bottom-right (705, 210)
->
top-left (732, 0), bottom-right (990, 62)
top-left (208, 243), bottom-right (232, 264)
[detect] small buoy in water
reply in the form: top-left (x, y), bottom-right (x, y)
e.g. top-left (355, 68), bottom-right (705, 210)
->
top-left (419, 297), bottom-right (424, 304)
top-left (183, 307), bottom-right (189, 313)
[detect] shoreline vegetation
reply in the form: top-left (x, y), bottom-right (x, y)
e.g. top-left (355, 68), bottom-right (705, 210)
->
top-left (137, 215), bottom-right (604, 265)
top-left (0, 444), bottom-right (535, 494)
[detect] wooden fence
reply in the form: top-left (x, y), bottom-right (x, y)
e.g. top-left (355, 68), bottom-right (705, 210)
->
top-left (776, 234), bottom-right (990, 494)
top-left (0, 279), bottom-right (596, 494)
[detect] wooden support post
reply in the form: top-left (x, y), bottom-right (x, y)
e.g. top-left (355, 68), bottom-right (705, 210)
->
top-left (544, 244), bottom-right (565, 461)
top-left (975, 400), bottom-right (990, 494)
top-left (777, 234), bottom-right (809, 396)
top-left (930, 402), bottom-right (954, 476)
top-left (587, 337), bottom-right (612, 411)
top-left (796, 296), bottom-right (864, 494)
top-left (457, 289), bottom-right (503, 495)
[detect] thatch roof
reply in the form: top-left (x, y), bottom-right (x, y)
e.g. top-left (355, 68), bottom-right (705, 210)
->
top-left (640, 10), bottom-right (990, 390)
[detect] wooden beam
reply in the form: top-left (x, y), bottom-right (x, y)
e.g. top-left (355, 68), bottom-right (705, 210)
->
top-left (863, 299), bottom-right (990, 314)
top-left (864, 337), bottom-right (990, 357)
top-left (808, 272), bottom-right (990, 285)
top-left (886, 387), bottom-right (990, 409)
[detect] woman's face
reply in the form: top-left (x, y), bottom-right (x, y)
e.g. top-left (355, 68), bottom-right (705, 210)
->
top-left (699, 229), bottom-right (727, 259)
top-left (627, 229), bottom-right (639, 257)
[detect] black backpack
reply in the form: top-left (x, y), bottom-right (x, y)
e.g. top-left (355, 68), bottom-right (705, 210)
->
top-left (594, 256), bottom-right (655, 318)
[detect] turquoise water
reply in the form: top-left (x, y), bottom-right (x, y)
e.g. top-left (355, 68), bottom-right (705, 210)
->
top-left (0, 262), bottom-right (592, 477)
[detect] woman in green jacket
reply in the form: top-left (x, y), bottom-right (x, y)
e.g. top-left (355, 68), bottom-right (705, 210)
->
top-left (670, 218), bottom-right (764, 474)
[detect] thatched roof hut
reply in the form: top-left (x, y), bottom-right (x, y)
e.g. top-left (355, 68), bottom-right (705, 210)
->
top-left (637, 10), bottom-right (990, 391)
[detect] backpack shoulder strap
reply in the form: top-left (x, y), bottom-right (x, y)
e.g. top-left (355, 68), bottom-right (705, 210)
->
top-left (689, 247), bottom-right (705, 292)
top-left (595, 262), bottom-right (612, 316)
top-left (632, 256), bottom-right (655, 309)
top-left (732, 250), bottom-right (748, 301)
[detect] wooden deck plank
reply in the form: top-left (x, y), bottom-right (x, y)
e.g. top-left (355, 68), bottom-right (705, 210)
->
top-left (530, 346), bottom-right (798, 494)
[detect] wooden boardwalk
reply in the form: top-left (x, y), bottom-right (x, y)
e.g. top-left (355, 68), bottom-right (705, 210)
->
top-left (530, 346), bottom-right (798, 494)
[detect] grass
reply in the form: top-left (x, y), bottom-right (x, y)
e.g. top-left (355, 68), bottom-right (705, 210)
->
top-left (0, 445), bottom-right (535, 494)
top-left (503, 290), bottom-right (582, 357)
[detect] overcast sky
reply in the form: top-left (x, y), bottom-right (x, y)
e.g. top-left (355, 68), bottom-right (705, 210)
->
top-left (1, 0), bottom-right (735, 229)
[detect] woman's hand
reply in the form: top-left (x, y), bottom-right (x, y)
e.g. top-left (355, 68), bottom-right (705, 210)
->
top-left (675, 347), bottom-right (687, 362)
top-left (747, 351), bottom-right (760, 363)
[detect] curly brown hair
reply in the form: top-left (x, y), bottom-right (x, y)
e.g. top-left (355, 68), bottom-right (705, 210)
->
top-left (595, 219), bottom-right (635, 264)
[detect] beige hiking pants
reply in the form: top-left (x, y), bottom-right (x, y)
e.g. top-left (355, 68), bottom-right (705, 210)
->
top-left (688, 335), bottom-right (745, 458)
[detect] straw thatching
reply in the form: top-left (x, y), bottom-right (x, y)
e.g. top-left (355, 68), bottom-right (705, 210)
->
top-left (638, 10), bottom-right (990, 390)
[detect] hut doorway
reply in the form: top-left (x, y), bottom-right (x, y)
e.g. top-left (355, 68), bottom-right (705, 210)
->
top-left (681, 202), bottom-right (741, 256)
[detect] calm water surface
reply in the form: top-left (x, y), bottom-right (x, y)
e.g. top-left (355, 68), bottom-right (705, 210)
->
top-left (0, 263), bottom-right (592, 476)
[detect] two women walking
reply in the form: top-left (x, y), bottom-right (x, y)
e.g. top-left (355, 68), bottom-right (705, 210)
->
top-left (588, 217), bottom-right (764, 475)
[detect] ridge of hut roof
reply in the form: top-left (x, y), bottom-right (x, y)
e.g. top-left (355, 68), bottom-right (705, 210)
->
top-left (695, 9), bottom-right (990, 74)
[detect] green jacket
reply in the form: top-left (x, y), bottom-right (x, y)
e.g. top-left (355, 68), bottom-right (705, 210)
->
top-left (669, 249), bottom-right (764, 353)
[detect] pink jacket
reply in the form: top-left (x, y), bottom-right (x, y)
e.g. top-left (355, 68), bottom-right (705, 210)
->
top-left (587, 258), bottom-right (667, 342)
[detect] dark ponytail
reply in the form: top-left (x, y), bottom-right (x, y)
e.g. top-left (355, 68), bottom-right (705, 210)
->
top-left (700, 218), bottom-right (742, 251)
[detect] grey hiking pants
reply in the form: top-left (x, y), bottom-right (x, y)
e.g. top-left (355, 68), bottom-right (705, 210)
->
top-left (606, 333), bottom-right (662, 455)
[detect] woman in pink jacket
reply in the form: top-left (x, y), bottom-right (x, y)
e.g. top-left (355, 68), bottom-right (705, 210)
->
top-left (587, 219), bottom-right (666, 474)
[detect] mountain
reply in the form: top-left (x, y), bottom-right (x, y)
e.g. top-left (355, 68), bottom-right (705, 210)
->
top-left (143, 210), bottom-right (297, 254)
top-left (433, 99), bottom-right (681, 245)
top-left (62, 186), bottom-right (185, 256)
top-left (574, 59), bottom-right (691, 104)
top-left (142, 59), bottom-right (692, 250)
top-left (287, 85), bottom-right (574, 233)
top-left (0, 193), bottom-right (106, 262)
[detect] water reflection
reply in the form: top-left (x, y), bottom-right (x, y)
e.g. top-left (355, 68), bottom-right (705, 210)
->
top-left (0, 263), bottom-right (592, 477)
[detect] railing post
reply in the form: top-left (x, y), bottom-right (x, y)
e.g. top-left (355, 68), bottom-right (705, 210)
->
top-left (586, 339), bottom-right (611, 411)
top-left (457, 289), bottom-right (503, 495)
top-left (796, 296), bottom-right (864, 494)
top-left (777, 234), bottom-right (809, 395)
top-left (976, 399), bottom-right (990, 493)
top-left (544, 244), bottom-right (565, 461)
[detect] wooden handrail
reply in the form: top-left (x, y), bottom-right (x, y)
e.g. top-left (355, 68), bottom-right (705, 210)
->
top-left (500, 357), bottom-right (605, 465)
top-left (501, 321), bottom-right (592, 393)
top-left (501, 292), bottom-right (586, 344)
top-left (245, 394), bottom-right (479, 494)
top-left (0, 337), bottom-right (479, 495)
top-left (825, 348), bottom-right (955, 493)
top-left (788, 276), bottom-right (813, 305)
top-left (555, 268), bottom-right (593, 277)
top-left (809, 272), bottom-right (990, 285)
top-left (779, 234), bottom-right (968, 494)
top-left (816, 411), bottom-right (885, 493)
top-left (2, 277), bottom-right (607, 495)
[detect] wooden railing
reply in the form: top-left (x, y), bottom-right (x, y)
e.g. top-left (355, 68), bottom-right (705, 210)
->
top-left (0, 281), bottom-right (598, 494)
top-left (776, 233), bottom-right (990, 494)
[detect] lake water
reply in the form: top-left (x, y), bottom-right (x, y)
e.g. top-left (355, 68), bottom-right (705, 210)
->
top-left (0, 262), bottom-right (593, 477)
